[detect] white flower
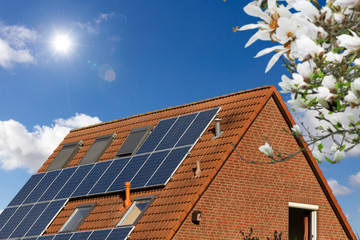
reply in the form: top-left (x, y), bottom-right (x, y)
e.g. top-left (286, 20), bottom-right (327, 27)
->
top-left (331, 143), bottom-right (339, 152)
top-left (259, 143), bottom-right (274, 158)
top-left (347, 112), bottom-right (355, 123)
top-left (255, 45), bottom-right (289, 72)
top-left (296, 61), bottom-right (313, 79)
top-left (295, 35), bottom-right (324, 60)
top-left (275, 17), bottom-right (298, 44)
top-left (337, 30), bottom-right (360, 55)
top-left (333, 150), bottom-right (346, 163)
top-left (291, 124), bottom-right (302, 135)
top-left (344, 91), bottom-right (360, 107)
top-left (312, 149), bottom-right (322, 162)
top-left (279, 75), bottom-right (296, 93)
top-left (334, 0), bottom-right (359, 8)
top-left (325, 52), bottom-right (343, 63)
top-left (291, 0), bottom-right (320, 21)
top-left (351, 78), bottom-right (360, 96)
top-left (354, 59), bottom-right (360, 66)
top-left (317, 87), bottom-right (336, 109)
top-left (288, 95), bottom-right (308, 108)
top-left (322, 75), bottom-right (336, 91)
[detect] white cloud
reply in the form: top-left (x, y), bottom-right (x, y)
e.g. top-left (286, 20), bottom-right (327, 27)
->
top-left (349, 171), bottom-right (360, 187)
top-left (328, 179), bottom-right (353, 196)
top-left (74, 12), bottom-right (115, 34)
top-left (0, 113), bottom-right (101, 173)
top-left (0, 22), bottom-right (37, 68)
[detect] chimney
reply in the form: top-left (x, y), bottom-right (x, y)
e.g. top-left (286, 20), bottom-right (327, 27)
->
top-left (213, 117), bottom-right (223, 139)
top-left (124, 181), bottom-right (131, 208)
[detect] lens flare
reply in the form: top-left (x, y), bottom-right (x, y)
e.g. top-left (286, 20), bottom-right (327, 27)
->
top-left (53, 34), bottom-right (71, 53)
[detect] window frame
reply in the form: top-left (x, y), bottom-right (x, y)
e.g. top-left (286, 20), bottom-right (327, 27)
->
top-left (59, 203), bottom-right (96, 233)
top-left (78, 133), bottom-right (117, 165)
top-left (289, 202), bottom-right (318, 240)
top-left (47, 141), bottom-right (83, 171)
top-left (117, 195), bottom-right (155, 227)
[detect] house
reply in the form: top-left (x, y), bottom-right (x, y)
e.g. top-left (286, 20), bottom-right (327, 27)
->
top-left (0, 86), bottom-right (356, 240)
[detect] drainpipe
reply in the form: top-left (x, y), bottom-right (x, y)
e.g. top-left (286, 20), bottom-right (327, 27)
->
top-left (124, 181), bottom-right (131, 208)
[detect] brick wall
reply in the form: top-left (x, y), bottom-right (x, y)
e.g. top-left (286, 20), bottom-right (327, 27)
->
top-left (173, 97), bottom-right (349, 240)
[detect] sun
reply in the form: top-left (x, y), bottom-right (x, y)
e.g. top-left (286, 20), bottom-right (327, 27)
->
top-left (52, 34), bottom-right (72, 53)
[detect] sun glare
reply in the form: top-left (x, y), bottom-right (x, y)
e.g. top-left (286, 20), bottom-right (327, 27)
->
top-left (53, 34), bottom-right (71, 53)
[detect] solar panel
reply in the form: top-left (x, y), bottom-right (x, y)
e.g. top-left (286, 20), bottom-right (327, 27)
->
top-left (70, 231), bottom-right (91, 240)
top-left (88, 157), bottom-right (130, 195)
top-left (176, 108), bottom-right (220, 147)
top-left (54, 165), bottom-right (93, 200)
top-left (0, 204), bottom-right (32, 239)
top-left (87, 229), bottom-right (111, 239)
top-left (10, 202), bottom-right (49, 238)
top-left (136, 118), bottom-right (176, 154)
top-left (155, 113), bottom-right (197, 151)
top-left (71, 161), bottom-right (111, 198)
top-left (146, 146), bottom-right (191, 187)
top-left (130, 150), bottom-right (170, 189)
top-left (23, 237), bottom-right (38, 240)
top-left (107, 154), bottom-right (150, 192)
top-left (23, 171), bottom-right (61, 204)
top-left (53, 233), bottom-right (73, 240)
top-left (39, 167), bottom-right (77, 202)
top-left (106, 227), bottom-right (133, 240)
top-left (8, 173), bottom-right (45, 207)
top-left (0, 207), bottom-right (17, 232)
top-left (37, 235), bottom-right (55, 240)
top-left (26, 200), bottom-right (67, 237)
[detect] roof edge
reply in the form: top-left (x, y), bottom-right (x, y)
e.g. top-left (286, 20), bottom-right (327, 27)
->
top-left (70, 86), bottom-right (274, 132)
top-left (271, 90), bottom-right (357, 240)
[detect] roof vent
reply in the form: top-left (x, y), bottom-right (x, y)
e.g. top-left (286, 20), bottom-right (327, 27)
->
top-left (212, 118), bottom-right (223, 139)
top-left (124, 182), bottom-right (132, 209)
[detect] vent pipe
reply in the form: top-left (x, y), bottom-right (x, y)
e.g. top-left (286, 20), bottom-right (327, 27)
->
top-left (124, 181), bottom-right (131, 208)
top-left (213, 118), bottom-right (223, 139)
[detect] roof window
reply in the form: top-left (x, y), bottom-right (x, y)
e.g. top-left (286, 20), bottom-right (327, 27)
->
top-left (59, 203), bottom-right (95, 233)
top-left (78, 133), bottom-right (117, 165)
top-left (117, 197), bottom-right (154, 227)
top-left (47, 141), bottom-right (83, 171)
top-left (115, 126), bottom-right (152, 157)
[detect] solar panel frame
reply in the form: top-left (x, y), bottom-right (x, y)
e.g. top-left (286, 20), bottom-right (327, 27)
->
top-left (39, 167), bottom-right (77, 202)
top-left (87, 229), bottom-right (111, 240)
top-left (88, 157), bottom-right (130, 195)
top-left (69, 231), bottom-right (91, 240)
top-left (106, 227), bottom-right (134, 240)
top-left (52, 232), bottom-right (73, 240)
top-left (8, 173), bottom-right (46, 207)
top-left (54, 165), bottom-right (93, 200)
top-left (23, 171), bottom-right (61, 205)
top-left (10, 202), bottom-right (49, 239)
top-left (37, 235), bottom-right (55, 240)
top-left (70, 161), bottom-right (112, 198)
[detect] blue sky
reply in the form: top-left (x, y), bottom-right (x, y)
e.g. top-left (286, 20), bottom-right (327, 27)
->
top-left (0, 0), bottom-right (359, 235)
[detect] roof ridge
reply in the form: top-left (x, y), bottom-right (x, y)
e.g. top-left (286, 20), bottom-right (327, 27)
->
top-left (71, 85), bottom-right (275, 132)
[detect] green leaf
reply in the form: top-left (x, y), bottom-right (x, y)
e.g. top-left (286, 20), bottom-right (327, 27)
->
top-left (318, 143), bottom-right (324, 151)
top-left (324, 156), bottom-right (333, 164)
top-left (340, 145), bottom-right (346, 151)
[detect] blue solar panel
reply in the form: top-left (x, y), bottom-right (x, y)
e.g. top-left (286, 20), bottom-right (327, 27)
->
top-left (53, 233), bottom-right (73, 240)
top-left (155, 113), bottom-right (197, 151)
top-left (136, 118), bottom-right (176, 154)
top-left (88, 229), bottom-right (111, 239)
top-left (89, 157), bottom-right (130, 195)
top-left (24, 171), bottom-right (61, 204)
top-left (55, 165), bottom-right (93, 200)
top-left (0, 204), bottom-right (32, 239)
top-left (176, 108), bottom-right (220, 147)
top-left (146, 146), bottom-right (191, 187)
top-left (130, 150), bottom-right (169, 189)
top-left (0, 207), bottom-right (17, 232)
top-left (8, 173), bottom-right (45, 207)
top-left (37, 235), bottom-right (55, 240)
top-left (23, 237), bottom-right (38, 240)
top-left (106, 227), bottom-right (133, 240)
top-left (71, 161), bottom-right (111, 198)
top-left (107, 154), bottom-right (149, 192)
top-left (39, 168), bottom-right (77, 202)
top-left (10, 202), bottom-right (49, 238)
top-left (26, 200), bottom-right (66, 237)
top-left (69, 231), bottom-right (91, 240)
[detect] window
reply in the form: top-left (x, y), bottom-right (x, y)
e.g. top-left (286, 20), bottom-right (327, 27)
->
top-left (115, 126), bottom-right (152, 157)
top-left (47, 141), bottom-right (83, 171)
top-left (117, 197), bottom-right (154, 227)
top-left (78, 133), bottom-right (117, 165)
top-left (59, 204), bottom-right (95, 233)
top-left (289, 202), bottom-right (318, 240)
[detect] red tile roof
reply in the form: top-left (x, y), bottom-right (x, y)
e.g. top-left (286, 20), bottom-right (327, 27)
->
top-left (40, 86), bottom-right (356, 239)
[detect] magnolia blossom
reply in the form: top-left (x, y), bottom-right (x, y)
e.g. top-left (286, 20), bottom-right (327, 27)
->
top-left (344, 91), bottom-right (360, 107)
top-left (333, 150), bottom-right (346, 163)
top-left (291, 124), bottom-right (302, 136)
top-left (288, 95), bottom-right (308, 108)
top-left (322, 75), bottom-right (336, 91)
top-left (337, 30), bottom-right (360, 55)
top-left (351, 78), bottom-right (360, 95)
top-left (312, 149), bottom-right (322, 162)
top-left (296, 61), bottom-right (313, 80)
top-left (325, 52), bottom-right (343, 63)
top-left (334, 0), bottom-right (359, 8)
top-left (354, 59), bottom-right (360, 66)
top-left (317, 87), bottom-right (336, 109)
top-left (259, 143), bottom-right (274, 158)
top-left (347, 112), bottom-right (355, 124)
top-left (295, 35), bottom-right (324, 60)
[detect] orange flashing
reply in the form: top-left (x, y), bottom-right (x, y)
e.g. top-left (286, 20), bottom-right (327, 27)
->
top-left (124, 181), bottom-right (131, 208)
